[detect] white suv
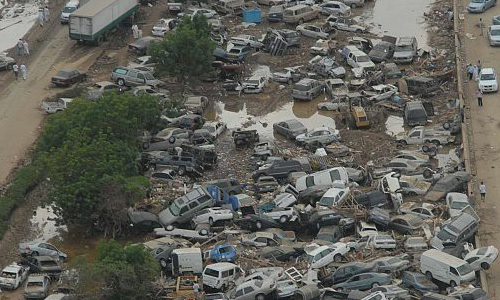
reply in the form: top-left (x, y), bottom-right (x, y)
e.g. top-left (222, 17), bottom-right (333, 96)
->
top-left (478, 67), bottom-right (498, 93)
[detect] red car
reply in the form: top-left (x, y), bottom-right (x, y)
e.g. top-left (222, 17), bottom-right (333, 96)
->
top-left (51, 69), bottom-right (86, 87)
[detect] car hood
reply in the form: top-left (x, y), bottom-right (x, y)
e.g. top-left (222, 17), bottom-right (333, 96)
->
top-left (468, 2), bottom-right (485, 9)
top-left (158, 208), bottom-right (175, 226)
top-left (152, 25), bottom-right (167, 31)
top-left (369, 50), bottom-right (387, 59)
top-left (479, 79), bottom-right (498, 85)
top-left (296, 133), bottom-right (307, 141)
top-left (393, 50), bottom-right (413, 58)
top-left (490, 34), bottom-right (500, 41)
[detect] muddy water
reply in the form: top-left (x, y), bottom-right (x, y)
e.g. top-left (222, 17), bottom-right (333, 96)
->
top-left (30, 206), bottom-right (67, 243)
top-left (361, 0), bottom-right (434, 47)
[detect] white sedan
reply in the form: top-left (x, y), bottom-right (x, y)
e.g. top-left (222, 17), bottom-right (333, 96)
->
top-left (178, 8), bottom-right (217, 19)
top-left (202, 121), bottom-right (227, 139)
top-left (296, 24), bottom-right (333, 39)
top-left (263, 207), bottom-right (299, 223)
top-left (151, 18), bottom-right (178, 36)
top-left (464, 246), bottom-right (499, 270)
top-left (191, 207), bottom-right (234, 226)
top-left (305, 243), bottom-right (349, 269)
top-left (478, 67), bottom-right (498, 93)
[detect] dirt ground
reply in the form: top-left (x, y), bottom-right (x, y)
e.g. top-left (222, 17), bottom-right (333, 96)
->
top-left (459, 0), bottom-right (500, 298)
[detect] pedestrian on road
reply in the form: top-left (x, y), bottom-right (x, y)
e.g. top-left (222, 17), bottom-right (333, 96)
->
top-left (477, 60), bottom-right (482, 74)
top-left (479, 18), bottom-right (484, 36)
top-left (38, 8), bottom-right (44, 27)
top-left (23, 40), bottom-right (29, 56)
top-left (460, 105), bottom-right (465, 122)
top-left (44, 6), bottom-right (50, 22)
top-left (20, 64), bottom-right (27, 81)
top-left (473, 65), bottom-right (479, 81)
top-left (16, 39), bottom-right (24, 56)
top-left (12, 63), bottom-right (19, 81)
top-left (192, 281), bottom-right (200, 300)
top-left (467, 63), bottom-right (474, 81)
top-left (476, 89), bottom-right (483, 107)
top-left (479, 182), bottom-right (486, 200)
top-left (132, 24), bottom-right (139, 39)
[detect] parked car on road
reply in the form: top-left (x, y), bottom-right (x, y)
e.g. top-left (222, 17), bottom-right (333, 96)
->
top-left (467, 0), bottom-right (496, 13)
top-left (487, 25), bottom-right (500, 46)
top-left (478, 67), bottom-right (498, 92)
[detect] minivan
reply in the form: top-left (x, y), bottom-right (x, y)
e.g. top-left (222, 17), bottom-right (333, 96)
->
top-left (291, 78), bottom-right (325, 101)
top-left (158, 186), bottom-right (217, 226)
top-left (283, 4), bottom-right (320, 25)
top-left (295, 167), bottom-right (349, 192)
top-left (60, 0), bottom-right (79, 24)
top-left (430, 212), bottom-right (479, 250)
top-left (404, 101), bottom-right (428, 126)
top-left (420, 249), bottom-right (475, 287)
top-left (202, 262), bottom-right (243, 292)
top-left (393, 36), bottom-right (418, 64)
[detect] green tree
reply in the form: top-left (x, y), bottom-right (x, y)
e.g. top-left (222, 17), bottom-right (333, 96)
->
top-left (150, 14), bottom-right (216, 82)
top-left (36, 93), bottom-right (162, 230)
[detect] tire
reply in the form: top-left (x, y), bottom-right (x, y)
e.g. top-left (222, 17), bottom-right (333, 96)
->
top-left (425, 271), bottom-right (433, 280)
top-left (299, 18), bottom-right (304, 24)
top-left (256, 221), bottom-right (262, 229)
top-left (255, 294), bottom-right (265, 300)
top-left (32, 251), bottom-right (39, 256)
top-left (481, 262), bottom-right (490, 270)
top-left (142, 141), bottom-right (150, 150)
top-left (168, 136), bottom-right (176, 143)
top-left (450, 280), bottom-right (457, 287)
top-left (160, 259), bottom-right (168, 268)
top-left (371, 282), bottom-right (380, 288)
top-left (443, 122), bottom-right (451, 130)
top-left (166, 225), bottom-right (175, 231)
top-left (408, 191), bottom-right (417, 196)
top-left (333, 254), bottom-right (342, 262)
top-left (117, 78), bottom-right (125, 86)
top-left (431, 140), bottom-right (440, 146)
top-left (351, 3), bottom-right (357, 8)
top-left (279, 215), bottom-right (288, 224)
top-left (178, 166), bottom-right (186, 176)
top-left (209, 217), bottom-right (214, 226)
top-left (356, 29), bottom-right (362, 33)
top-left (423, 169), bottom-right (433, 179)
top-left (422, 145), bottom-right (430, 152)
top-left (149, 163), bottom-right (157, 171)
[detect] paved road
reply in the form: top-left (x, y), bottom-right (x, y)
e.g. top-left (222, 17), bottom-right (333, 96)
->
top-left (460, 1), bottom-right (500, 298)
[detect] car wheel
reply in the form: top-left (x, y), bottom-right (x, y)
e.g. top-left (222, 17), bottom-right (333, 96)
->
top-left (32, 251), bottom-right (39, 256)
top-left (450, 280), bottom-right (457, 287)
top-left (209, 217), bottom-right (214, 226)
top-left (255, 294), bottom-right (265, 300)
top-left (356, 29), bottom-right (362, 33)
top-left (443, 122), bottom-right (451, 130)
top-left (117, 78), bottom-right (125, 86)
top-left (178, 166), bottom-right (186, 176)
top-left (166, 225), bottom-right (175, 231)
top-left (256, 221), bottom-right (262, 229)
top-left (351, 3), bottom-right (357, 8)
top-left (168, 136), bottom-right (176, 143)
top-left (371, 282), bottom-right (380, 288)
top-left (299, 18), bottom-right (304, 24)
top-left (423, 169), bottom-right (433, 179)
top-left (481, 262), bottom-right (491, 270)
top-left (431, 139), bottom-right (440, 146)
top-left (142, 141), bottom-right (150, 150)
top-left (333, 254), bottom-right (342, 262)
top-left (279, 215), bottom-right (288, 224)
top-left (422, 145), bottom-right (430, 152)
top-left (160, 258), bottom-right (168, 268)
top-left (425, 271), bottom-right (433, 280)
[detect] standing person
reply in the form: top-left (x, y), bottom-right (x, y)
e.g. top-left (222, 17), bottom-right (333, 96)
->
top-left (473, 64), bottom-right (479, 81)
top-left (479, 18), bottom-right (484, 36)
top-left (479, 182), bottom-right (486, 200)
top-left (12, 63), bottom-right (19, 81)
top-left (20, 64), bottom-right (27, 81)
top-left (477, 89), bottom-right (483, 107)
top-left (132, 24), bottom-right (139, 39)
top-left (44, 6), bottom-right (50, 22)
top-left (477, 60), bottom-right (482, 74)
top-left (23, 40), bottom-right (29, 56)
top-left (38, 8), bottom-right (44, 27)
top-left (192, 281), bottom-right (200, 300)
top-left (467, 63), bottom-right (474, 81)
top-left (16, 39), bottom-right (24, 56)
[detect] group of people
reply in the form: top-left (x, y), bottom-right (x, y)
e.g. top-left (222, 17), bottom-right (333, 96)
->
top-left (37, 5), bottom-right (50, 27)
top-left (14, 39), bottom-right (29, 81)
top-left (16, 39), bottom-right (29, 57)
top-left (466, 61), bottom-right (484, 107)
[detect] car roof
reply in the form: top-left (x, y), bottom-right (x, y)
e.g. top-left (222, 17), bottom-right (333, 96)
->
top-left (481, 67), bottom-right (495, 74)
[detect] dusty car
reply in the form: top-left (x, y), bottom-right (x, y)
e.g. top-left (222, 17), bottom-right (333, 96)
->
top-left (0, 55), bottom-right (16, 70)
top-left (446, 192), bottom-right (471, 218)
top-left (26, 256), bottom-right (63, 276)
top-left (166, 114), bottom-right (205, 131)
top-left (243, 76), bottom-right (268, 93)
top-left (292, 78), bottom-right (325, 101)
top-left (362, 84), bottom-right (398, 101)
top-left (178, 8), bottom-right (217, 19)
top-left (184, 96), bottom-right (209, 114)
top-left (19, 241), bottom-right (67, 260)
top-left (401, 271), bottom-right (438, 292)
top-left (202, 121), bottom-right (227, 139)
top-left (260, 246), bottom-right (302, 261)
top-left (127, 55), bottom-right (156, 70)
top-left (354, 190), bottom-right (387, 209)
top-left (319, 1), bottom-right (351, 16)
top-left (305, 243), bottom-right (349, 268)
top-left (464, 246), bottom-right (499, 270)
top-left (326, 16), bottom-right (365, 33)
top-left (230, 34), bottom-right (264, 49)
top-left (430, 212), bottom-right (479, 250)
top-left (325, 78), bottom-right (349, 98)
top-left (307, 209), bottom-right (343, 230)
top-left (332, 272), bottom-right (392, 291)
top-left (372, 256), bottom-right (410, 274)
top-left (368, 41), bottom-right (395, 62)
top-left (128, 36), bottom-right (162, 55)
top-left (263, 207), bottom-right (299, 224)
top-left (272, 67), bottom-right (303, 83)
top-left (233, 129), bottom-right (259, 147)
top-left (425, 171), bottom-right (471, 201)
top-left (326, 262), bottom-right (375, 284)
top-left (23, 274), bottom-right (51, 299)
top-left (132, 85), bottom-right (168, 99)
top-left (226, 45), bottom-right (253, 62)
top-left (0, 263), bottom-right (29, 289)
top-left (310, 39), bottom-right (336, 56)
top-left (127, 208), bottom-right (163, 233)
top-left (478, 67), bottom-right (498, 92)
top-left (400, 202), bottom-right (438, 219)
top-left (404, 236), bottom-right (428, 252)
top-left (252, 160), bottom-right (306, 181)
top-left (467, 0), bottom-right (496, 13)
top-left (273, 119), bottom-right (307, 139)
top-left (241, 232), bottom-right (281, 247)
top-left (254, 176), bottom-right (280, 194)
top-left (317, 186), bottom-right (350, 208)
top-left (449, 288), bottom-right (489, 300)
top-left (226, 279), bottom-right (276, 300)
top-left (86, 81), bottom-right (125, 100)
top-left (151, 18), bottom-right (179, 36)
top-left (51, 69), bottom-right (86, 87)
top-left (296, 126), bottom-right (340, 145)
top-left (389, 214), bottom-right (424, 234)
top-left (142, 237), bottom-right (190, 268)
top-left (191, 207), bottom-right (234, 226)
top-left (111, 66), bottom-right (165, 89)
top-left (234, 214), bottom-right (280, 231)
top-left (191, 129), bottom-right (215, 145)
top-left (296, 24), bottom-right (335, 39)
top-left (370, 285), bottom-right (410, 300)
top-left (487, 25), bottom-right (500, 46)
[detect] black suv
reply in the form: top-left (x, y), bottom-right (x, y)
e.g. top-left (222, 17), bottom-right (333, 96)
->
top-left (145, 152), bottom-right (204, 176)
top-left (233, 129), bottom-right (259, 147)
top-left (168, 114), bottom-right (204, 131)
top-left (251, 160), bottom-right (305, 181)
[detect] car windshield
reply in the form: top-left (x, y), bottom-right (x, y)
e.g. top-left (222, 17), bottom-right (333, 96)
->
top-left (254, 280), bottom-right (263, 288)
top-left (246, 80), bottom-right (260, 85)
top-left (491, 29), bottom-right (500, 35)
top-left (294, 84), bottom-right (310, 91)
top-left (357, 56), bottom-right (370, 62)
top-left (144, 73), bottom-right (155, 80)
top-left (437, 228), bottom-right (456, 241)
top-left (27, 281), bottom-right (43, 287)
top-left (476, 247), bottom-right (488, 255)
top-left (319, 197), bottom-right (336, 206)
top-left (472, 0), bottom-right (485, 3)
top-left (480, 73), bottom-right (496, 80)
top-left (168, 201), bottom-right (182, 216)
top-left (306, 254), bottom-right (315, 264)
top-left (451, 201), bottom-right (468, 209)
top-left (396, 45), bottom-right (412, 51)
top-left (374, 44), bottom-right (388, 52)
top-left (415, 273), bottom-right (433, 284)
top-left (57, 70), bottom-right (72, 77)
top-left (457, 263), bottom-right (473, 275)
top-left (204, 268), bottom-right (220, 277)
top-left (387, 257), bottom-right (400, 264)
top-left (0, 271), bottom-right (16, 278)
top-left (288, 122), bottom-right (302, 129)
top-left (206, 294), bottom-right (225, 300)
top-left (63, 6), bottom-right (77, 13)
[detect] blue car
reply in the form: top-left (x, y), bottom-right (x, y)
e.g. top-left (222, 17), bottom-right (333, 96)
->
top-left (332, 272), bottom-right (392, 291)
top-left (467, 0), bottom-right (496, 13)
top-left (401, 271), bottom-right (439, 292)
top-left (209, 244), bottom-right (237, 263)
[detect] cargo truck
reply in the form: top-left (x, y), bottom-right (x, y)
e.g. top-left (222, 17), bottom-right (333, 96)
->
top-left (69, 0), bottom-right (139, 45)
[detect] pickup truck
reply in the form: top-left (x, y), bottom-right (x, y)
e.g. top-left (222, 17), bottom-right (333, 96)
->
top-left (41, 98), bottom-right (74, 114)
top-left (396, 126), bottom-right (455, 146)
top-left (0, 263), bottom-right (29, 289)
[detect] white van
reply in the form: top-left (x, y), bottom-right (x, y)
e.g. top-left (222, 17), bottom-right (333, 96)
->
top-left (202, 262), bottom-right (243, 291)
top-left (60, 0), bottom-right (79, 24)
top-left (171, 248), bottom-right (203, 276)
top-left (420, 249), bottom-right (475, 287)
top-left (295, 167), bottom-right (349, 192)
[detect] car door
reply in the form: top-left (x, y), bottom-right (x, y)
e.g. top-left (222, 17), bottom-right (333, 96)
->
top-left (276, 122), bottom-right (287, 135)
top-left (194, 208), bottom-right (209, 223)
top-left (242, 286), bottom-right (256, 300)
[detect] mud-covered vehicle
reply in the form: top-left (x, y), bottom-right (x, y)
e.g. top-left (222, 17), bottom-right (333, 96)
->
top-left (233, 129), bottom-right (259, 147)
